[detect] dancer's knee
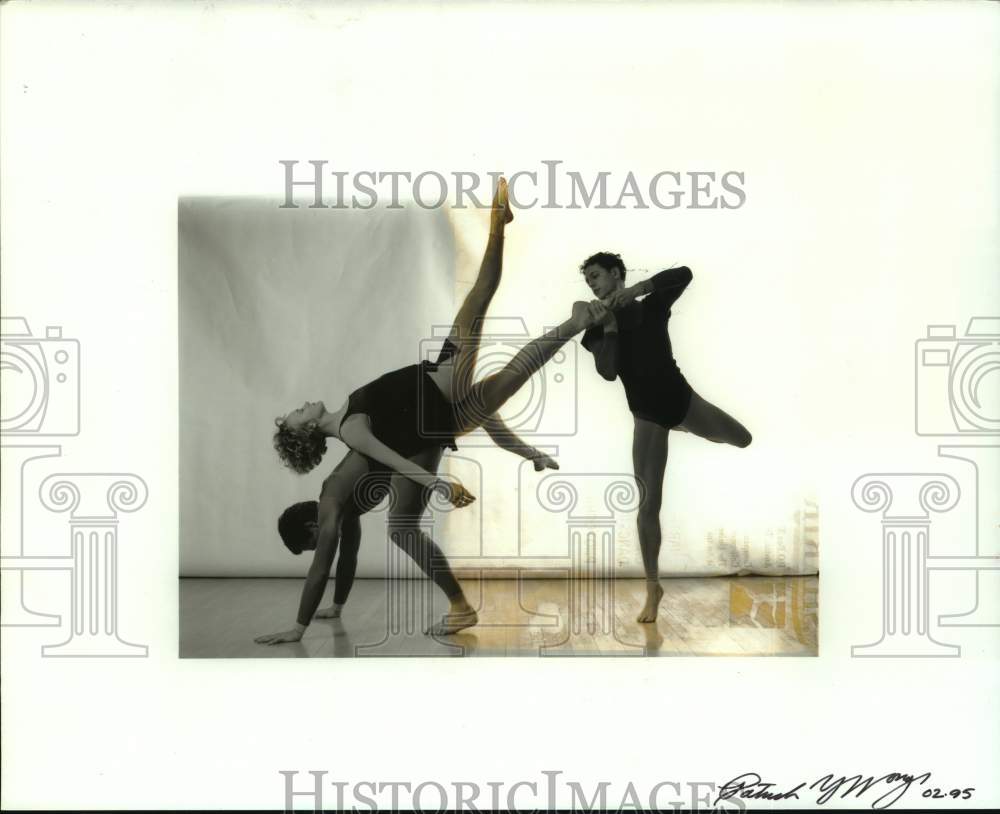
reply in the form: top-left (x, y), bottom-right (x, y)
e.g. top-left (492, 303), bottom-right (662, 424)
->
top-left (637, 501), bottom-right (661, 528)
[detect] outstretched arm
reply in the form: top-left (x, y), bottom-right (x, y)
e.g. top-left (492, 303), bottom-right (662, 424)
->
top-left (603, 266), bottom-right (693, 311)
top-left (294, 516), bottom-right (340, 626)
top-left (482, 414), bottom-right (560, 471)
top-left (339, 414), bottom-right (476, 508)
top-left (255, 504), bottom-right (342, 645)
top-left (315, 513), bottom-right (360, 618)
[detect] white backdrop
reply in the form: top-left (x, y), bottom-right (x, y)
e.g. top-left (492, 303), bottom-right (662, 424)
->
top-left (180, 197), bottom-right (819, 577)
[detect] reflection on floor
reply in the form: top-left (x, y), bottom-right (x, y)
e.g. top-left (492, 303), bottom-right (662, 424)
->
top-left (180, 575), bottom-right (818, 658)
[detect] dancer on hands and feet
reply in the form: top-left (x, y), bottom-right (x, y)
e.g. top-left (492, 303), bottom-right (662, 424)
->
top-left (273, 431), bottom-right (559, 629)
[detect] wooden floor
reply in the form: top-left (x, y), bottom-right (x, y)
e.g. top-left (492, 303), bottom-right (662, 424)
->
top-left (180, 576), bottom-right (818, 658)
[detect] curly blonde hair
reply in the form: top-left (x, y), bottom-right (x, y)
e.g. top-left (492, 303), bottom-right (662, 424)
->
top-left (272, 419), bottom-right (327, 474)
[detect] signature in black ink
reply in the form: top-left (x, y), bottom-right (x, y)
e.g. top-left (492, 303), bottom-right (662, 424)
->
top-left (811, 772), bottom-right (931, 809)
top-left (716, 771), bottom-right (960, 810)
top-left (715, 773), bottom-right (806, 804)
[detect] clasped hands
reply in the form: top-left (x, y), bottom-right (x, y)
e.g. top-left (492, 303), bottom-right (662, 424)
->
top-left (586, 285), bottom-right (639, 326)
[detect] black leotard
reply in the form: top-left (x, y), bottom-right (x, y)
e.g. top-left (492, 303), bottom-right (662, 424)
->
top-left (335, 338), bottom-right (460, 510)
top-left (581, 267), bottom-right (694, 428)
top-left (341, 362), bottom-right (458, 458)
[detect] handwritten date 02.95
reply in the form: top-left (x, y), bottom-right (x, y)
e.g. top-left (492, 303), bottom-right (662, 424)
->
top-left (716, 771), bottom-right (974, 809)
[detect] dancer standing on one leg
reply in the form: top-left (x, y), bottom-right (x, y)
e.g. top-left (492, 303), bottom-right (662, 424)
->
top-left (579, 252), bottom-right (752, 623)
top-left (256, 179), bottom-right (597, 644)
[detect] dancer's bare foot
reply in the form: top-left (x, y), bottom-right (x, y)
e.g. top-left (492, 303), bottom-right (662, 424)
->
top-left (314, 603), bottom-right (344, 619)
top-left (490, 177), bottom-right (513, 233)
top-left (530, 450), bottom-right (560, 472)
top-left (427, 609), bottom-right (479, 636)
top-left (428, 596), bottom-right (479, 636)
top-left (637, 581), bottom-right (664, 623)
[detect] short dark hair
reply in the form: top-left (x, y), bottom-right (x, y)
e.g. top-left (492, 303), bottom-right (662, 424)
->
top-left (277, 500), bottom-right (318, 555)
top-left (273, 419), bottom-right (327, 474)
top-left (580, 251), bottom-right (626, 282)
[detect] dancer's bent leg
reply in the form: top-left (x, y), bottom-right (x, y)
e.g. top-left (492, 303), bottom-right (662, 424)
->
top-left (385, 447), bottom-right (477, 635)
top-left (633, 417), bottom-right (669, 623)
top-left (677, 391), bottom-right (752, 448)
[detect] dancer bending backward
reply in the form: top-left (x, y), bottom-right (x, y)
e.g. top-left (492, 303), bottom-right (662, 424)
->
top-left (257, 180), bottom-right (598, 643)
top-left (579, 252), bottom-right (752, 623)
